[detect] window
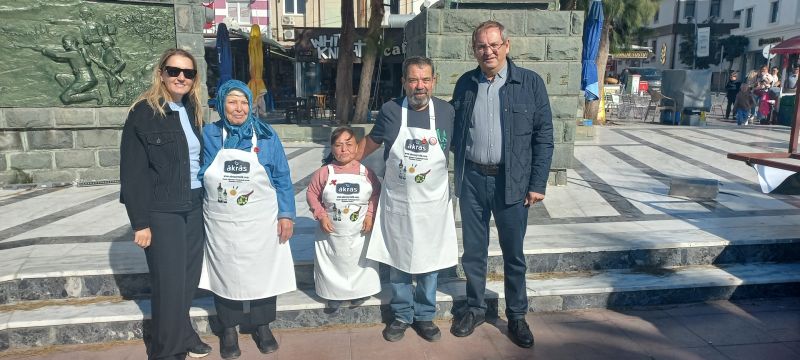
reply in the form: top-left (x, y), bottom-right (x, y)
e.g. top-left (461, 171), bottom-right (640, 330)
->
top-left (389, 0), bottom-right (400, 15)
top-left (284, 0), bottom-right (306, 15)
top-left (653, 9), bottom-right (659, 22)
top-left (734, 10), bottom-right (741, 19)
top-left (227, 3), bottom-right (250, 25)
top-left (745, 7), bottom-right (753, 28)
top-left (770, 1), bottom-right (779, 23)
top-left (684, 1), bottom-right (696, 19)
top-left (709, 0), bottom-right (721, 18)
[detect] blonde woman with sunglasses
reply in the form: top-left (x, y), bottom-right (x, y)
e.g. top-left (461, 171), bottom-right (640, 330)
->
top-left (120, 48), bottom-right (212, 360)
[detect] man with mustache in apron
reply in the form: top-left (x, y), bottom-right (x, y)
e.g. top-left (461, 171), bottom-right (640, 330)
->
top-left (358, 56), bottom-right (458, 343)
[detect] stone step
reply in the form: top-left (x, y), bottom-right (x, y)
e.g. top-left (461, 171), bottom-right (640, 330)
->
top-left (2, 215), bottom-right (799, 304)
top-left (1, 262), bottom-right (799, 351)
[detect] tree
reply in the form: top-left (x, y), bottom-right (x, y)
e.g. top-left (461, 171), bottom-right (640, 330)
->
top-left (580, 0), bottom-right (660, 124)
top-left (335, 0), bottom-right (356, 124)
top-left (353, 0), bottom-right (385, 124)
top-left (720, 35), bottom-right (749, 71)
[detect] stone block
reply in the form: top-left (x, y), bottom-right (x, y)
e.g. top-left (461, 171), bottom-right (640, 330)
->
top-left (27, 130), bottom-right (74, 150)
top-left (192, 4), bottom-right (207, 33)
top-left (513, 37), bottom-right (546, 62)
top-left (4, 108), bottom-right (52, 128)
top-left (529, 295), bottom-right (563, 312)
top-left (75, 130), bottom-right (120, 148)
top-left (519, 62), bottom-right (572, 95)
top-left (54, 108), bottom-right (95, 127)
top-left (526, 10), bottom-right (570, 36)
top-left (428, 35), bottom-right (466, 60)
top-left (55, 150), bottom-right (96, 168)
top-left (568, 61), bottom-right (582, 94)
top-left (551, 142), bottom-right (574, 169)
top-left (98, 149), bottom-right (120, 167)
top-left (78, 167), bottom-right (120, 181)
top-left (31, 170), bottom-right (76, 184)
top-left (9, 327), bottom-right (54, 348)
top-left (55, 322), bottom-right (143, 345)
top-left (571, 11), bottom-right (584, 36)
top-left (0, 154), bottom-right (6, 171)
top-left (547, 37), bottom-right (582, 60)
top-left (575, 123), bottom-right (596, 140)
top-left (427, 9), bottom-right (441, 34)
top-left (0, 329), bottom-right (7, 351)
top-left (8, 152), bottom-right (52, 170)
top-left (491, 11), bottom-right (526, 36)
top-left (174, 5), bottom-right (192, 33)
top-left (442, 10), bottom-right (487, 34)
top-left (176, 33), bottom-right (205, 58)
top-left (550, 96), bottom-right (581, 119)
top-left (563, 119), bottom-right (577, 143)
top-left (432, 61), bottom-right (474, 98)
top-left (18, 278), bottom-right (67, 300)
top-left (97, 108), bottom-right (129, 127)
top-left (0, 132), bottom-right (23, 151)
top-left (551, 119), bottom-right (565, 144)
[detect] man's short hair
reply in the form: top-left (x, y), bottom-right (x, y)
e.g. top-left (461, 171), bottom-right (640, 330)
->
top-left (471, 20), bottom-right (509, 49)
top-left (402, 56), bottom-right (434, 79)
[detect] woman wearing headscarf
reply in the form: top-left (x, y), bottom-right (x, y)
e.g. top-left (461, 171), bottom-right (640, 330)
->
top-left (120, 48), bottom-right (212, 359)
top-left (198, 80), bottom-right (296, 359)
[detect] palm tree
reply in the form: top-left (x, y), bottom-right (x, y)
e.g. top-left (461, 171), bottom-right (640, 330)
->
top-left (353, 0), bottom-right (385, 124)
top-left (335, 0), bottom-right (356, 124)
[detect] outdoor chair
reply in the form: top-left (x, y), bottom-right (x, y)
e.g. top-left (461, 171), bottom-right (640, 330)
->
top-left (710, 92), bottom-right (725, 117)
top-left (644, 89), bottom-right (676, 123)
top-left (604, 92), bottom-right (620, 117)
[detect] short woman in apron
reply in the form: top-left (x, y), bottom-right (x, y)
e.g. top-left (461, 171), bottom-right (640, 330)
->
top-left (306, 127), bottom-right (381, 310)
top-left (198, 80), bottom-right (296, 359)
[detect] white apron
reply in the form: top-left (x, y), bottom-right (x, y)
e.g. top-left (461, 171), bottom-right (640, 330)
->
top-left (366, 98), bottom-right (458, 274)
top-left (199, 128), bottom-right (296, 300)
top-left (314, 164), bottom-right (381, 300)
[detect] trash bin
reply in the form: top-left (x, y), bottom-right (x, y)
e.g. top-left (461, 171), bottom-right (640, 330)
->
top-left (779, 95), bottom-right (796, 126)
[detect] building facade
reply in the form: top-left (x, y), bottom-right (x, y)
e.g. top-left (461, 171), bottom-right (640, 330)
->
top-left (730, 0), bottom-right (800, 75)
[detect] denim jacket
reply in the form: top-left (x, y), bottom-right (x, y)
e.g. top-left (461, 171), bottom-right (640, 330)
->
top-left (451, 58), bottom-right (554, 205)
top-left (199, 120), bottom-right (296, 220)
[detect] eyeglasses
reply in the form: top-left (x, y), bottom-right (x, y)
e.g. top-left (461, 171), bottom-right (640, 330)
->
top-left (474, 42), bottom-right (506, 54)
top-left (162, 66), bottom-right (197, 80)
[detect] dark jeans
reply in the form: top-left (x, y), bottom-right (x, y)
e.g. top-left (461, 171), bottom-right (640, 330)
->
top-left (459, 162), bottom-right (530, 320)
top-left (214, 295), bottom-right (277, 329)
top-left (726, 95), bottom-right (736, 118)
top-left (144, 188), bottom-right (204, 360)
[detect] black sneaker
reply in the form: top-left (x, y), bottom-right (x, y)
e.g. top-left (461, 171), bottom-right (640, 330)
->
top-left (187, 341), bottom-right (212, 358)
top-left (324, 300), bottom-right (343, 314)
top-left (382, 319), bottom-right (410, 342)
top-left (412, 321), bottom-right (442, 342)
top-left (254, 324), bottom-right (279, 354)
top-left (350, 297), bottom-right (369, 307)
top-left (219, 327), bottom-right (240, 359)
top-left (450, 310), bottom-right (485, 337)
top-left (507, 319), bottom-right (534, 348)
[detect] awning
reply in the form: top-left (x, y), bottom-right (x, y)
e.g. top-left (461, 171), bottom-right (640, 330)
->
top-left (770, 35), bottom-right (800, 55)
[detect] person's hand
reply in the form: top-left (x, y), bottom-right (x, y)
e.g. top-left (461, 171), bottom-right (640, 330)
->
top-left (134, 228), bottom-right (152, 248)
top-left (319, 215), bottom-right (334, 234)
top-left (278, 218), bottom-right (294, 243)
top-left (524, 192), bottom-right (545, 207)
top-left (361, 215), bottom-right (374, 234)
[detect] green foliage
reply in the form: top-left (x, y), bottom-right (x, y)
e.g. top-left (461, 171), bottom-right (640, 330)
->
top-left (578, 0), bottom-right (661, 52)
top-left (678, 28), bottom-right (747, 69)
top-left (720, 35), bottom-right (749, 64)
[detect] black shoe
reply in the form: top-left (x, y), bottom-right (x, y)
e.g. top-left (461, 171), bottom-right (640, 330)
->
top-left (187, 341), bottom-right (212, 358)
top-left (324, 300), bottom-right (343, 314)
top-left (255, 324), bottom-right (279, 354)
top-left (507, 319), bottom-right (534, 348)
top-left (382, 319), bottom-right (410, 342)
top-left (350, 296), bottom-right (369, 307)
top-left (412, 321), bottom-right (441, 342)
top-left (450, 310), bottom-right (485, 337)
top-left (219, 327), bottom-right (241, 359)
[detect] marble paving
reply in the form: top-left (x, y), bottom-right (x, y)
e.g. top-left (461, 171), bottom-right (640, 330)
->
top-left (0, 125), bottom-right (798, 285)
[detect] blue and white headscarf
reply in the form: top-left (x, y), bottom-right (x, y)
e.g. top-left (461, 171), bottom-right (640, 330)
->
top-left (215, 80), bottom-right (272, 148)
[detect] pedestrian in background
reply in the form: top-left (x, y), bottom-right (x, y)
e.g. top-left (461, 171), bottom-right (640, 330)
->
top-left (724, 71), bottom-right (741, 120)
top-left (199, 80), bottom-right (296, 359)
top-left (449, 20), bottom-right (553, 349)
top-left (120, 48), bottom-right (211, 360)
top-left (306, 127), bottom-right (381, 312)
top-left (734, 84), bottom-right (755, 126)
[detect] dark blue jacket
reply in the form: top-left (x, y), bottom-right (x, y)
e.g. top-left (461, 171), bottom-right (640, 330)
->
top-left (450, 58), bottom-right (554, 204)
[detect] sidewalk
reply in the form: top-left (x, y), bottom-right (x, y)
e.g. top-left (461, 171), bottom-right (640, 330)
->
top-left (2, 298), bottom-right (798, 360)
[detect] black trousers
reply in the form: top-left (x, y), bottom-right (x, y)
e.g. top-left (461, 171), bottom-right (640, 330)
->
top-left (725, 95), bottom-right (737, 118)
top-left (214, 294), bottom-right (277, 329)
top-left (459, 163), bottom-right (530, 320)
top-left (144, 188), bottom-right (205, 360)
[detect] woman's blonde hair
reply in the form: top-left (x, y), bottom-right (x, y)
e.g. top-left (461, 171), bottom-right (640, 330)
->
top-left (130, 48), bottom-right (203, 127)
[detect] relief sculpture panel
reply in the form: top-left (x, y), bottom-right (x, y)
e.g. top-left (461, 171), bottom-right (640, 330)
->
top-left (0, 1), bottom-right (176, 107)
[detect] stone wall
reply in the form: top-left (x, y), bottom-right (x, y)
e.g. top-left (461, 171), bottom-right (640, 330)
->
top-left (0, 0), bottom-right (208, 185)
top-left (405, 6), bottom-right (584, 185)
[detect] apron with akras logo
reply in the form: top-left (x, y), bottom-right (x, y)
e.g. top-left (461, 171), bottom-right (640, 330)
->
top-left (366, 98), bottom-right (458, 274)
top-left (199, 127), bottom-right (296, 300)
top-left (314, 163), bottom-right (381, 300)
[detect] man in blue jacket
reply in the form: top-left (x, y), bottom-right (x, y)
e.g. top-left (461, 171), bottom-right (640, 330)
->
top-left (449, 20), bottom-right (554, 348)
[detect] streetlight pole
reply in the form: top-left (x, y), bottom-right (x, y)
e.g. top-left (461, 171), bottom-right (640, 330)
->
top-left (687, 16), bottom-right (698, 70)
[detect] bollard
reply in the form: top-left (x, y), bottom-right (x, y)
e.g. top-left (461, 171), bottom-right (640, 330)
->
top-left (668, 178), bottom-right (719, 199)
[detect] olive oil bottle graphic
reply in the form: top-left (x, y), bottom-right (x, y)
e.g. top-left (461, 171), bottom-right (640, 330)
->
top-left (217, 183), bottom-right (225, 203)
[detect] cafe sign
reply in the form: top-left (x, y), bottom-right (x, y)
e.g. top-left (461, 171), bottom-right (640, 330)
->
top-left (610, 50), bottom-right (650, 59)
top-left (294, 27), bottom-right (406, 63)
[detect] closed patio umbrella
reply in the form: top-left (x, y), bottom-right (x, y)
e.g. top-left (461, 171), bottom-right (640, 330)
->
top-left (247, 24), bottom-right (266, 97)
top-left (581, 0), bottom-right (604, 101)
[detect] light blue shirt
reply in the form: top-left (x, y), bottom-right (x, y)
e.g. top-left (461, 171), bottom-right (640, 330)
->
top-left (467, 64), bottom-right (507, 165)
top-left (169, 102), bottom-right (202, 189)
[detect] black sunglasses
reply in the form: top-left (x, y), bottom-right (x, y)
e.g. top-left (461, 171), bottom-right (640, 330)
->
top-left (162, 66), bottom-right (197, 79)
